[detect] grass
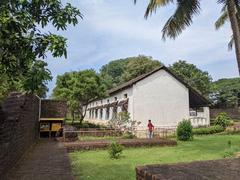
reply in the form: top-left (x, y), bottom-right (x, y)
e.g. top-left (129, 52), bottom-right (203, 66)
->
top-left (69, 135), bottom-right (240, 180)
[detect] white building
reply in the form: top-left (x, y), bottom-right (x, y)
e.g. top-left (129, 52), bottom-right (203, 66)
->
top-left (85, 66), bottom-right (210, 131)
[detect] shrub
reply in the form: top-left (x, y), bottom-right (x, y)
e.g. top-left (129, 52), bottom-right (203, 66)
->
top-left (223, 150), bottom-right (235, 158)
top-left (122, 131), bottom-right (136, 139)
top-left (214, 112), bottom-right (231, 129)
top-left (220, 129), bottom-right (240, 135)
top-left (176, 119), bottom-right (193, 141)
top-left (108, 142), bottom-right (123, 159)
top-left (81, 123), bottom-right (90, 128)
top-left (69, 121), bottom-right (107, 129)
top-left (229, 120), bottom-right (235, 126)
top-left (192, 125), bottom-right (224, 135)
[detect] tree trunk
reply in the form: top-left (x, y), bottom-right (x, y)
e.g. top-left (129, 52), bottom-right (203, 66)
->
top-left (227, 0), bottom-right (240, 75)
top-left (71, 111), bottom-right (75, 125)
top-left (79, 104), bottom-right (88, 125)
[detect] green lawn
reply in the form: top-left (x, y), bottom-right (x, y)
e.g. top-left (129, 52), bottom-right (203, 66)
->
top-left (69, 135), bottom-right (240, 180)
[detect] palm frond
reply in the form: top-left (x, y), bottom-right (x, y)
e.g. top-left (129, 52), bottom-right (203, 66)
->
top-left (144, 0), bottom-right (174, 18)
top-left (228, 35), bottom-right (234, 51)
top-left (161, 0), bottom-right (201, 40)
top-left (215, 10), bottom-right (229, 30)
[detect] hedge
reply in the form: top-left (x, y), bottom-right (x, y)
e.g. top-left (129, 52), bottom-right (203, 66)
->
top-left (193, 125), bottom-right (224, 135)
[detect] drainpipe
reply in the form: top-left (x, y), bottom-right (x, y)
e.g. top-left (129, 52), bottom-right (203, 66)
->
top-left (35, 95), bottom-right (41, 121)
top-left (35, 95), bottom-right (41, 138)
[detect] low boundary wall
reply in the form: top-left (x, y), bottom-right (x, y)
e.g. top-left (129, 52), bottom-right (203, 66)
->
top-left (63, 139), bottom-right (177, 152)
top-left (210, 108), bottom-right (240, 120)
top-left (136, 158), bottom-right (240, 180)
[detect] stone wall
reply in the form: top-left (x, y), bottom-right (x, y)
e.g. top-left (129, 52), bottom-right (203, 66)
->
top-left (40, 99), bottom-right (67, 118)
top-left (0, 92), bottom-right (40, 176)
top-left (136, 158), bottom-right (240, 180)
top-left (210, 108), bottom-right (240, 120)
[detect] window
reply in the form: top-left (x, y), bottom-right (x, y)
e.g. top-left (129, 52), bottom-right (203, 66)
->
top-left (101, 100), bottom-right (103, 104)
top-left (189, 108), bottom-right (197, 116)
top-left (124, 94), bottom-right (128, 98)
top-left (114, 97), bottom-right (117, 101)
top-left (107, 99), bottom-right (109, 103)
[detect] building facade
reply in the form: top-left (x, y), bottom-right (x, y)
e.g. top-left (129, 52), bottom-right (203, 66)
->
top-left (85, 66), bottom-right (210, 130)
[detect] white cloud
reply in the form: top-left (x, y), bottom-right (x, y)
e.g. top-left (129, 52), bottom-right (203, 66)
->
top-left (45, 0), bottom-right (239, 96)
top-left (78, 0), bottom-right (234, 66)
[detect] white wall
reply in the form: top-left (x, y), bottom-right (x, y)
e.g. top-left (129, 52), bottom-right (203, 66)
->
top-left (189, 107), bottom-right (210, 127)
top-left (132, 69), bottom-right (189, 129)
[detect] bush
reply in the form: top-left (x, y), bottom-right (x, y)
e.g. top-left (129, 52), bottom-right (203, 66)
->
top-left (122, 131), bottom-right (136, 139)
top-left (81, 123), bottom-right (90, 128)
top-left (193, 125), bottom-right (224, 135)
top-left (220, 129), bottom-right (240, 135)
top-left (68, 121), bottom-right (107, 129)
top-left (108, 142), bottom-right (123, 159)
top-left (214, 112), bottom-right (231, 129)
top-left (176, 119), bottom-right (193, 141)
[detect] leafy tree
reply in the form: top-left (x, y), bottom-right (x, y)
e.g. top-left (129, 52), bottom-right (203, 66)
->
top-left (0, 73), bottom-right (20, 102)
top-left (121, 55), bottom-right (162, 82)
top-left (0, 60), bottom-right (51, 100)
top-left (52, 70), bottom-right (106, 124)
top-left (100, 55), bottom-right (162, 89)
top-left (20, 60), bottom-right (52, 98)
top-left (210, 77), bottom-right (240, 108)
top-left (169, 60), bottom-right (212, 96)
top-left (0, 0), bottom-right (81, 76)
top-left (0, 0), bottom-right (81, 99)
top-left (100, 59), bottom-right (130, 89)
top-left (135, 0), bottom-right (240, 75)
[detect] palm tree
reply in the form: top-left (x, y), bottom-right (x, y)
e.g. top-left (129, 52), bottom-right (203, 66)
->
top-left (215, 5), bottom-right (234, 50)
top-left (135, 0), bottom-right (240, 75)
top-left (226, 0), bottom-right (240, 74)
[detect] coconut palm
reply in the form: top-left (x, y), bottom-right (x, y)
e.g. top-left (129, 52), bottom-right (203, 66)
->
top-left (135, 0), bottom-right (240, 75)
top-left (215, 6), bottom-right (234, 50)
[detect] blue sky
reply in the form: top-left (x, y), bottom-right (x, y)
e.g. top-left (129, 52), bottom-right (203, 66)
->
top-left (45, 0), bottom-right (238, 96)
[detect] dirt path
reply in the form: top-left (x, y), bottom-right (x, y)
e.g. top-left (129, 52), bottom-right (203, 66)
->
top-left (5, 139), bottom-right (74, 180)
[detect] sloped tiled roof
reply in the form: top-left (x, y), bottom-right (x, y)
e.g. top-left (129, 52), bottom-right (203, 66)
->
top-left (108, 66), bottom-right (210, 107)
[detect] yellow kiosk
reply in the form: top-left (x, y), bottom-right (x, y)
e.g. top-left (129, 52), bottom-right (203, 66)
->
top-left (39, 99), bottom-right (67, 137)
top-left (39, 118), bottom-right (64, 137)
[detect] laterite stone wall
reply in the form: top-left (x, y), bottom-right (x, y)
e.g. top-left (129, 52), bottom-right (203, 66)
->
top-left (136, 158), bottom-right (240, 180)
top-left (210, 108), bottom-right (240, 120)
top-left (40, 99), bottom-right (67, 118)
top-left (0, 92), bottom-right (40, 176)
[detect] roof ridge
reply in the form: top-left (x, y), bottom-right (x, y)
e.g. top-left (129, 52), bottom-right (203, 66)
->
top-left (108, 65), bottom-right (164, 94)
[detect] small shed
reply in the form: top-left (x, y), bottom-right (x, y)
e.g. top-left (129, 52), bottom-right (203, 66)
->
top-left (40, 99), bottom-right (67, 137)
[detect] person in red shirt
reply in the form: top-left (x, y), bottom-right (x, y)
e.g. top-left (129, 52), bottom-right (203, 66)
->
top-left (147, 120), bottom-right (154, 139)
